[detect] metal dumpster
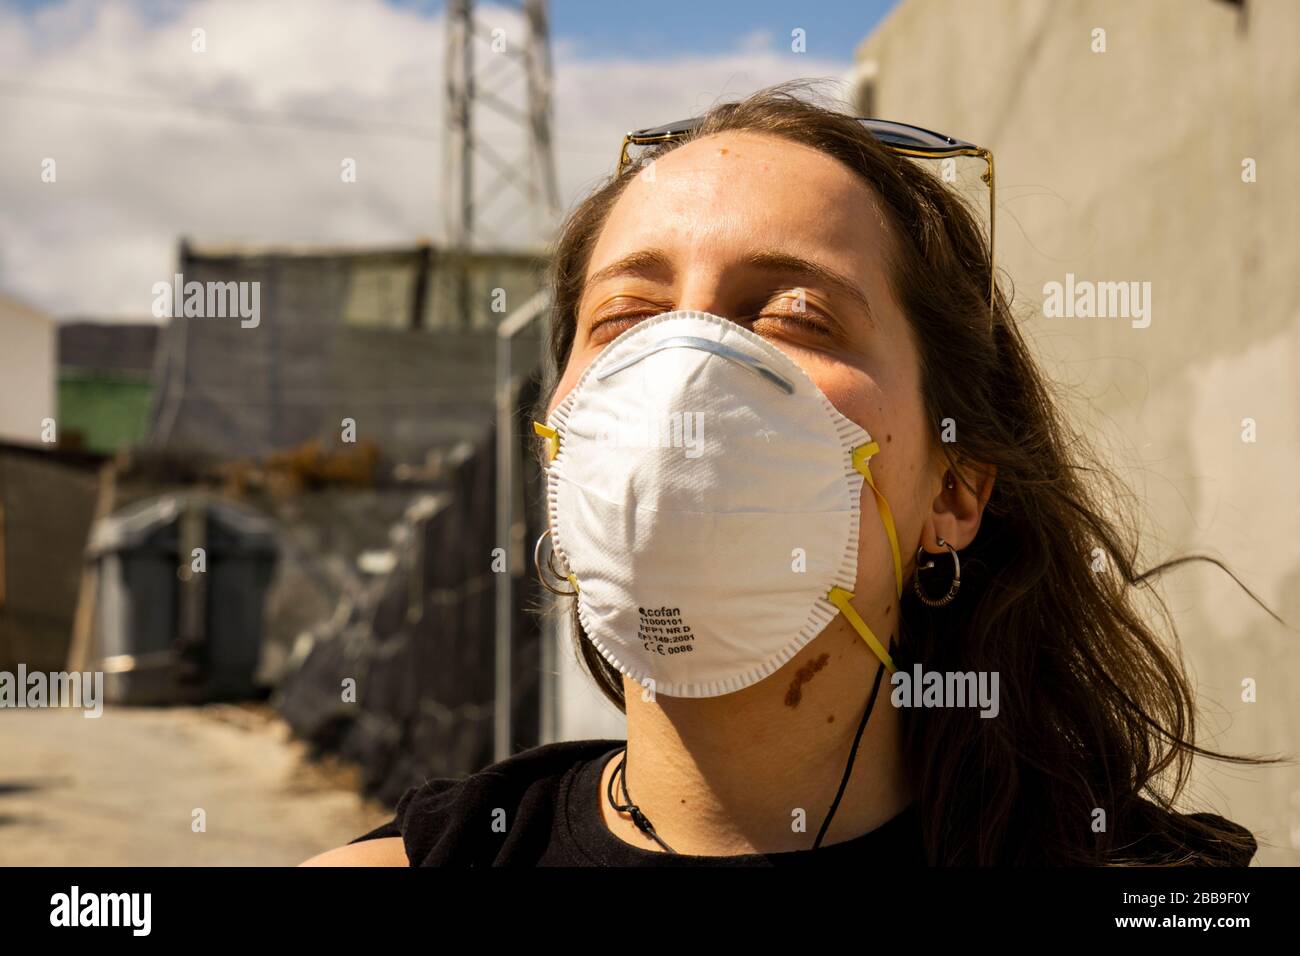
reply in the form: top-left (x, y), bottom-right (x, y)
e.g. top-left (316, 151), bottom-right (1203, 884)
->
top-left (86, 492), bottom-right (278, 704)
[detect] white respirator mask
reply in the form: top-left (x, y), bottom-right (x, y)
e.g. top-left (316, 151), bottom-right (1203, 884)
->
top-left (534, 310), bottom-right (903, 699)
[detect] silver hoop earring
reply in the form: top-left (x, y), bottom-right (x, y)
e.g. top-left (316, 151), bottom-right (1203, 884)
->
top-left (534, 528), bottom-right (578, 597)
top-left (913, 537), bottom-right (961, 607)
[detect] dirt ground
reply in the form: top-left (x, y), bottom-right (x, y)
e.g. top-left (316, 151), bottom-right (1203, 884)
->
top-left (0, 702), bottom-right (394, 866)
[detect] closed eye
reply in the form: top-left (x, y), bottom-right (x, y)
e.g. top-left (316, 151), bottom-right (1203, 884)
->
top-left (751, 310), bottom-right (834, 336)
top-left (588, 308), bottom-right (835, 345)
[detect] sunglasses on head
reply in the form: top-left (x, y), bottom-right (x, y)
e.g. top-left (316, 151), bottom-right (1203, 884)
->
top-left (616, 116), bottom-right (997, 317)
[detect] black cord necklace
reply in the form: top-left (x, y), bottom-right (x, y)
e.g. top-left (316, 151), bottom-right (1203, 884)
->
top-left (605, 646), bottom-right (892, 855)
top-left (606, 749), bottom-right (678, 853)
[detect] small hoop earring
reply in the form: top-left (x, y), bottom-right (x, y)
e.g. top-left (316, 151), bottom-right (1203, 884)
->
top-left (913, 536), bottom-right (961, 607)
top-left (534, 528), bottom-right (577, 597)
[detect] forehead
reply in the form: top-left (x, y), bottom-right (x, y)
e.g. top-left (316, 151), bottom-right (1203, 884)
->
top-left (590, 130), bottom-right (891, 275)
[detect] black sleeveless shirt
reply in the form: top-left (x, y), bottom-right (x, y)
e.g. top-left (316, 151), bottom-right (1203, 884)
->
top-left (349, 738), bottom-right (926, 866)
top-left (349, 738), bottom-right (1256, 866)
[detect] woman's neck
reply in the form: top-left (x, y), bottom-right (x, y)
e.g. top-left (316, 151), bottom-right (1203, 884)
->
top-left (597, 615), bottom-right (912, 856)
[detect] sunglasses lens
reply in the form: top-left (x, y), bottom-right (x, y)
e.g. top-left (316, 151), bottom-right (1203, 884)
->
top-left (861, 119), bottom-right (966, 150)
top-left (630, 117), bottom-right (701, 140)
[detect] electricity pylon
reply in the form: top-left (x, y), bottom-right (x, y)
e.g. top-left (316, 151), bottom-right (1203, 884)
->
top-left (443, 0), bottom-right (560, 260)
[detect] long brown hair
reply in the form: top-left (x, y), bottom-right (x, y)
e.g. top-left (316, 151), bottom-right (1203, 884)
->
top-left (531, 79), bottom-right (1277, 865)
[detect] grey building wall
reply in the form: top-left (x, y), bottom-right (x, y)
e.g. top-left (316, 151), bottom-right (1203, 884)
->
top-left (855, 0), bottom-right (1299, 863)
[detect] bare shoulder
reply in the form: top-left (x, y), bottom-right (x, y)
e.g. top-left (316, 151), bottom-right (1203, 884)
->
top-left (299, 837), bottom-right (408, 867)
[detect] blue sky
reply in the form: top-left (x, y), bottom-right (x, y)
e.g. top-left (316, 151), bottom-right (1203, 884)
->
top-left (491, 0), bottom-right (894, 63)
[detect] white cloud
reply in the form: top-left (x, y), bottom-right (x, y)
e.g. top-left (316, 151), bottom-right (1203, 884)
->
top-left (0, 0), bottom-right (853, 318)
top-left (736, 27), bottom-right (776, 54)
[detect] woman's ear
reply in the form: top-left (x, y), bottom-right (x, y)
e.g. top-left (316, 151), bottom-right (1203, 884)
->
top-left (922, 457), bottom-right (996, 552)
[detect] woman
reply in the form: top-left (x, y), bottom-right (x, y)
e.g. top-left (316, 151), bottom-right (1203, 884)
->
top-left (305, 81), bottom-right (1263, 867)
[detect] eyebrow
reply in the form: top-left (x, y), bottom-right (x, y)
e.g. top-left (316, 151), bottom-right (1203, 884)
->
top-left (584, 247), bottom-right (876, 329)
top-left (585, 248), bottom-right (674, 289)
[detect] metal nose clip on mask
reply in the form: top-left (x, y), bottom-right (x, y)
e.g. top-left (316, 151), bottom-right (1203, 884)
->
top-left (533, 310), bottom-right (903, 699)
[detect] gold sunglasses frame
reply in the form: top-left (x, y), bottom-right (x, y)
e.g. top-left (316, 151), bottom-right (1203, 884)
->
top-left (617, 120), bottom-right (997, 319)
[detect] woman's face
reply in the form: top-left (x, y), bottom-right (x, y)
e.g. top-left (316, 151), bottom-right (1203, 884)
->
top-left (547, 130), bottom-right (951, 613)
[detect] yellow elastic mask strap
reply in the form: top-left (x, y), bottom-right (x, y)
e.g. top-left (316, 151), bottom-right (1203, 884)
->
top-left (852, 441), bottom-right (903, 599)
top-left (533, 421), bottom-right (559, 462)
top-left (828, 586), bottom-right (896, 674)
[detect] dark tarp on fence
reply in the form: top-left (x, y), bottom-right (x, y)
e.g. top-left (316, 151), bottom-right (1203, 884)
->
top-left (276, 375), bottom-right (545, 804)
top-left (147, 245), bottom-right (540, 466)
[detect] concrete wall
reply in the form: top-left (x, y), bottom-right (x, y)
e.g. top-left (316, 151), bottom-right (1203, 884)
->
top-left (854, 0), bottom-right (1299, 863)
top-left (0, 292), bottom-right (56, 445)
